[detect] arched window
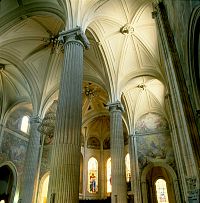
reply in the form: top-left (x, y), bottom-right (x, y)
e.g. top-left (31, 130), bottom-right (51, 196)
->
top-left (125, 153), bottom-right (131, 182)
top-left (155, 179), bottom-right (169, 203)
top-left (20, 115), bottom-right (29, 133)
top-left (106, 158), bottom-right (111, 193)
top-left (88, 157), bottom-right (98, 193)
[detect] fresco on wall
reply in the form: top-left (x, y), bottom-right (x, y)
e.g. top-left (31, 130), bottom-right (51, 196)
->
top-left (38, 102), bottom-right (57, 146)
top-left (103, 137), bottom-right (110, 149)
top-left (87, 137), bottom-right (100, 149)
top-left (136, 113), bottom-right (169, 134)
top-left (40, 146), bottom-right (52, 178)
top-left (6, 108), bottom-right (31, 138)
top-left (0, 131), bottom-right (28, 175)
top-left (135, 113), bottom-right (175, 169)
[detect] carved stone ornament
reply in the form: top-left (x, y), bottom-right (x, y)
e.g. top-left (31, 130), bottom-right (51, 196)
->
top-left (30, 115), bottom-right (41, 124)
top-left (107, 100), bottom-right (124, 112)
top-left (120, 24), bottom-right (134, 35)
top-left (186, 176), bottom-right (197, 191)
top-left (59, 27), bottom-right (90, 49)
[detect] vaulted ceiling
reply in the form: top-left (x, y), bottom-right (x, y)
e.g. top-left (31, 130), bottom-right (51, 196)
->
top-left (0, 0), bottom-right (167, 133)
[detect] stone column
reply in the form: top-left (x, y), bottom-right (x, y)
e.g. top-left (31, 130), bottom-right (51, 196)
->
top-left (83, 127), bottom-right (87, 199)
top-left (108, 101), bottom-right (127, 203)
top-left (100, 140), bottom-right (105, 199)
top-left (20, 115), bottom-right (41, 203)
top-left (47, 27), bottom-right (89, 203)
top-left (0, 123), bottom-right (5, 150)
top-left (128, 134), bottom-right (142, 203)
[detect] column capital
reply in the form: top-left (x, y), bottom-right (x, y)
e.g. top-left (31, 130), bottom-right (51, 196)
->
top-left (30, 115), bottom-right (41, 124)
top-left (59, 27), bottom-right (90, 49)
top-left (107, 101), bottom-right (124, 112)
top-left (186, 176), bottom-right (197, 191)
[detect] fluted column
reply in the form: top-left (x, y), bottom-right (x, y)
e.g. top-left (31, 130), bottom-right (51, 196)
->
top-left (20, 115), bottom-right (41, 203)
top-left (47, 27), bottom-right (89, 203)
top-left (0, 123), bottom-right (5, 150)
top-left (128, 134), bottom-right (142, 203)
top-left (108, 101), bottom-right (127, 203)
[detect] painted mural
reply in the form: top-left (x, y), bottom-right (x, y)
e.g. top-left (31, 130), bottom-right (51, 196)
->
top-left (40, 146), bottom-right (52, 178)
top-left (6, 108), bottom-right (31, 138)
top-left (103, 137), bottom-right (110, 149)
top-left (38, 101), bottom-right (57, 178)
top-left (38, 103), bottom-right (57, 146)
top-left (136, 113), bottom-right (169, 134)
top-left (0, 131), bottom-right (28, 175)
top-left (87, 137), bottom-right (100, 149)
top-left (135, 113), bottom-right (175, 169)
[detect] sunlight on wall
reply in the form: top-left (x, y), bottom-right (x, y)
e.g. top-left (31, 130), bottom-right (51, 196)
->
top-left (107, 158), bottom-right (111, 193)
top-left (14, 190), bottom-right (19, 203)
top-left (155, 179), bottom-right (169, 203)
top-left (41, 175), bottom-right (49, 203)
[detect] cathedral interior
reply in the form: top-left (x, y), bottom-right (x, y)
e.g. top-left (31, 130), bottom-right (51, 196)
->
top-left (0, 0), bottom-right (199, 203)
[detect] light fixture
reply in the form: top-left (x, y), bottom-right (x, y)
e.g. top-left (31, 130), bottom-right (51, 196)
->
top-left (84, 83), bottom-right (98, 101)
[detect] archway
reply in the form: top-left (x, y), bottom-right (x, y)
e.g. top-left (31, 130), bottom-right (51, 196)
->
top-left (141, 163), bottom-right (181, 203)
top-left (188, 6), bottom-right (200, 110)
top-left (0, 163), bottom-right (17, 203)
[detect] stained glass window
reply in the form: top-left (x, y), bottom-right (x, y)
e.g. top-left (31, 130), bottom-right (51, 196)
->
top-left (21, 115), bottom-right (29, 133)
top-left (107, 158), bottom-right (112, 193)
top-left (88, 157), bottom-right (98, 193)
top-left (155, 179), bottom-right (169, 203)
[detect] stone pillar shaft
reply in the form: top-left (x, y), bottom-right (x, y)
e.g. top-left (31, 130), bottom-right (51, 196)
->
top-left (20, 115), bottom-right (41, 203)
top-left (0, 123), bottom-right (5, 150)
top-left (47, 27), bottom-right (89, 203)
top-left (109, 101), bottom-right (127, 203)
top-left (129, 135), bottom-right (142, 203)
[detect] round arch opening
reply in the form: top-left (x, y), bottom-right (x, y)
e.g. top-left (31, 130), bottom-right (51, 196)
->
top-left (0, 164), bottom-right (16, 203)
top-left (141, 163), bottom-right (181, 203)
